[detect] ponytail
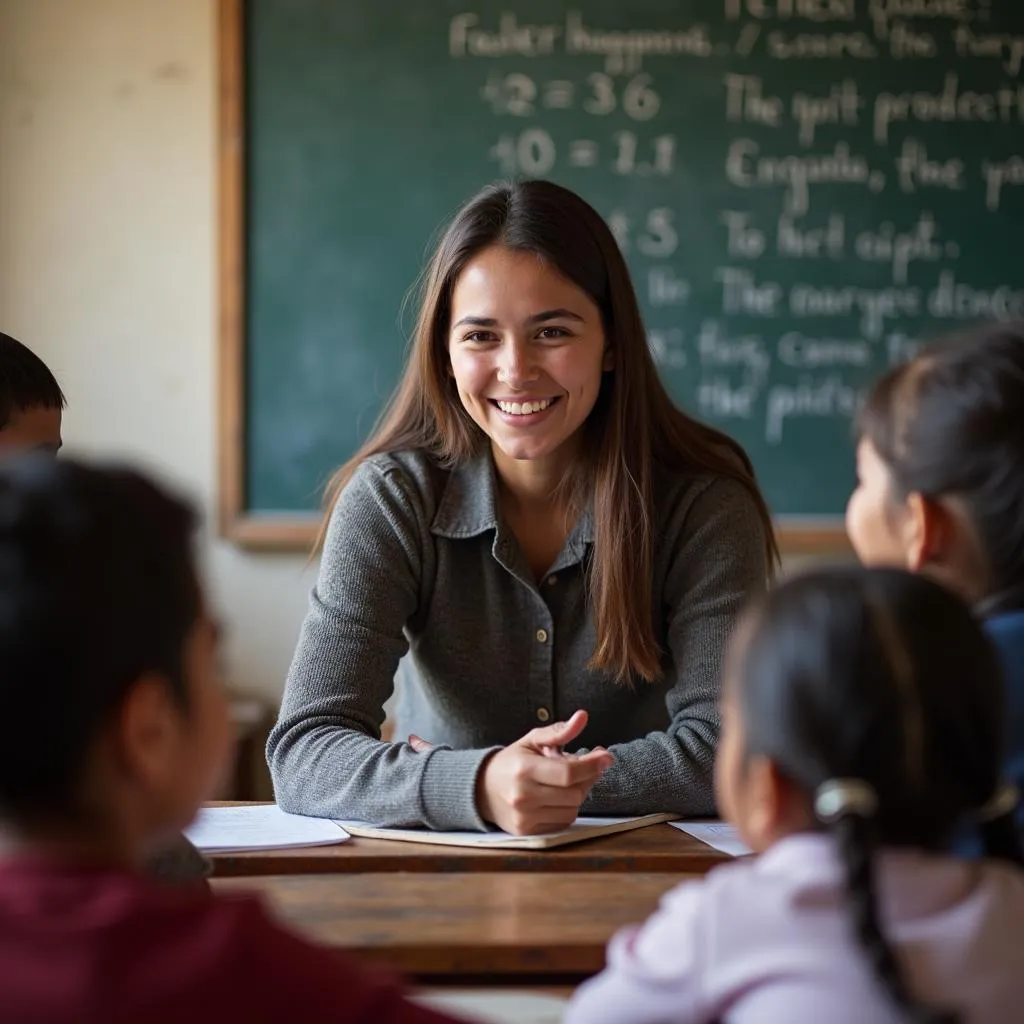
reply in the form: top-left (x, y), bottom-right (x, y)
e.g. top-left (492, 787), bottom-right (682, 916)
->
top-left (820, 783), bottom-right (959, 1024)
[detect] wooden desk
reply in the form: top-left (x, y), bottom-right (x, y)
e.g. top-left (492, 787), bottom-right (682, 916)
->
top-left (212, 871), bottom-right (692, 982)
top-left (210, 821), bottom-right (728, 877)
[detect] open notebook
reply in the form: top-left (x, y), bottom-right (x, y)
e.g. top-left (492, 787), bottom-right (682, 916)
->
top-left (187, 805), bottom-right (675, 853)
top-left (333, 812), bottom-right (677, 850)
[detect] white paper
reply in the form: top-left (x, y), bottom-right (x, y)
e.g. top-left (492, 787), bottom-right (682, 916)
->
top-left (333, 814), bottom-right (664, 848)
top-left (186, 805), bottom-right (350, 853)
top-left (670, 820), bottom-right (752, 857)
top-left (412, 990), bottom-right (569, 1024)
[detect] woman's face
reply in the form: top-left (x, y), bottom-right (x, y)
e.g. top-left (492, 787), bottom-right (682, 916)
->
top-left (446, 245), bottom-right (611, 474)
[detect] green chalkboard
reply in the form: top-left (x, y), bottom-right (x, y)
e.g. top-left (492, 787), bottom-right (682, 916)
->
top-left (228, 0), bottom-right (1024, 543)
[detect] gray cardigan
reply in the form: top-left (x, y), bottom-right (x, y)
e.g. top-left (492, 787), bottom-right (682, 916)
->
top-left (267, 450), bottom-right (768, 830)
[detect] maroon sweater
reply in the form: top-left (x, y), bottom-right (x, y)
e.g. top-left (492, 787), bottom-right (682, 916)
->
top-left (0, 856), bottom-right (456, 1024)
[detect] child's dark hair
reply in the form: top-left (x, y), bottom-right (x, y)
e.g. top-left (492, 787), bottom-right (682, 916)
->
top-left (735, 566), bottom-right (1023, 1024)
top-left (0, 457), bottom-right (200, 825)
top-left (856, 322), bottom-right (1024, 614)
top-left (0, 332), bottom-right (66, 429)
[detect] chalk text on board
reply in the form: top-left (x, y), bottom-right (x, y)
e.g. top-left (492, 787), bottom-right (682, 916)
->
top-left (873, 74), bottom-right (1024, 145)
top-left (648, 268), bottom-right (691, 307)
top-left (870, 0), bottom-right (983, 39)
top-left (893, 138), bottom-right (965, 193)
top-left (449, 13), bottom-right (560, 58)
top-left (726, 139), bottom-right (884, 215)
top-left (982, 155), bottom-right (1024, 211)
top-left (953, 26), bottom-right (1024, 75)
top-left (724, 0), bottom-right (856, 19)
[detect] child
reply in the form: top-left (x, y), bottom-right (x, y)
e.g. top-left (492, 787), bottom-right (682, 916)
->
top-left (0, 331), bottom-right (64, 454)
top-left (566, 567), bottom-right (1024, 1024)
top-left (0, 457), bottom-right (459, 1023)
top-left (0, 329), bottom-right (209, 884)
top-left (847, 322), bottom-right (1024, 841)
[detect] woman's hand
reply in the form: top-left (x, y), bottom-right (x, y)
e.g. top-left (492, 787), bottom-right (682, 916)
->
top-left (470, 710), bottom-right (614, 835)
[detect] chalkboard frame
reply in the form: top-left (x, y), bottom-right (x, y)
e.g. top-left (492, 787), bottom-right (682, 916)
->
top-left (217, 0), bottom-right (849, 554)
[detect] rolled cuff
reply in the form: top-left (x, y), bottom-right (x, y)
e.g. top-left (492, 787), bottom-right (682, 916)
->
top-left (419, 745), bottom-right (502, 831)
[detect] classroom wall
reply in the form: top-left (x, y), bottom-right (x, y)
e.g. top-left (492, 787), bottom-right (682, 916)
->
top-left (0, 0), bottom-right (316, 703)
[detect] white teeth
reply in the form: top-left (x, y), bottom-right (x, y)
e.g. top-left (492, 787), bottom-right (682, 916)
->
top-left (496, 398), bottom-right (552, 416)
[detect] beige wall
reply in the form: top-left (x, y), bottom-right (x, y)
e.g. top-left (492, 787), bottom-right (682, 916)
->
top-left (0, 0), bottom-right (315, 702)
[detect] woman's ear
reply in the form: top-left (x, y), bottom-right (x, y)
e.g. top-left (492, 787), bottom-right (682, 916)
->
top-left (602, 346), bottom-right (614, 372)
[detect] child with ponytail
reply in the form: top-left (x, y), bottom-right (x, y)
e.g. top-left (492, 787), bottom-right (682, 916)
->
top-left (566, 567), bottom-right (1024, 1024)
top-left (848, 321), bottom-right (1024, 842)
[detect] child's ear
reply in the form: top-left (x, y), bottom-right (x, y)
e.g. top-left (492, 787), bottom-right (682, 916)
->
top-left (115, 673), bottom-right (182, 790)
top-left (742, 754), bottom-right (784, 849)
top-left (903, 492), bottom-right (950, 572)
top-left (744, 758), bottom-right (814, 849)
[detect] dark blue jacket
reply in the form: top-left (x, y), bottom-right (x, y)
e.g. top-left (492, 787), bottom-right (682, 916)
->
top-left (984, 609), bottom-right (1024, 839)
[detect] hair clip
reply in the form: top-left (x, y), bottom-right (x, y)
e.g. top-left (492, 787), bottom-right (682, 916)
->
top-left (976, 783), bottom-right (1020, 824)
top-left (814, 779), bottom-right (879, 824)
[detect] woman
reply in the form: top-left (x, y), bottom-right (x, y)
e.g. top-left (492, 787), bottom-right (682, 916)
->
top-left (268, 180), bottom-right (777, 834)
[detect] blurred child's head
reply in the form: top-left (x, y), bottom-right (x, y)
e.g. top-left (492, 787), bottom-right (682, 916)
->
top-left (847, 322), bottom-right (1024, 611)
top-left (715, 566), bottom-right (1013, 856)
top-left (0, 458), bottom-right (231, 863)
top-left (715, 566), bottom-right (1020, 1024)
top-left (0, 333), bottom-right (65, 455)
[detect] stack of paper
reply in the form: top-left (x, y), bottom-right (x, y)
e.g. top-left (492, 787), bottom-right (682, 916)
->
top-left (670, 821), bottom-right (752, 857)
top-left (413, 990), bottom-right (568, 1024)
top-left (186, 804), bottom-right (350, 853)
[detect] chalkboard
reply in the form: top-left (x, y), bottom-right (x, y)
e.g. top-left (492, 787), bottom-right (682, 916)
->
top-left (218, 0), bottom-right (1024, 549)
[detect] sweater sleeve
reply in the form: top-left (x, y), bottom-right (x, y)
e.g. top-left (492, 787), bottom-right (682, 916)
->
top-left (266, 457), bottom-right (495, 831)
top-left (582, 476), bottom-right (769, 816)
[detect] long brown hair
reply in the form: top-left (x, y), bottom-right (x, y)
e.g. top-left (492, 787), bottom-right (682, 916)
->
top-left (322, 180), bottom-right (778, 681)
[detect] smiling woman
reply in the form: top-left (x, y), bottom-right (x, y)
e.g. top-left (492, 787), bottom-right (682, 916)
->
top-left (266, 180), bottom-right (778, 835)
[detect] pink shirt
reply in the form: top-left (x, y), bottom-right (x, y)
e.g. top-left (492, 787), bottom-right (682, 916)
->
top-left (566, 833), bottom-right (1024, 1024)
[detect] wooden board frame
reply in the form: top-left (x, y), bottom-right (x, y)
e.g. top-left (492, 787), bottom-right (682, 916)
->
top-left (216, 0), bottom-right (848, 555)
top-left (218, 0), bottom-right (320, 549)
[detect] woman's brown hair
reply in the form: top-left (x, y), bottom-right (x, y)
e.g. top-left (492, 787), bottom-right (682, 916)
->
top-left (322, 180), bottom-right (778, 681)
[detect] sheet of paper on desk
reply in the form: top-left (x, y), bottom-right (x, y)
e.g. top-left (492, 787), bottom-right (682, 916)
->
top-left (670, 821), bottom-right (753, 857)
top-left (332, 812), bottom-right (676, 850)
top-left (185, 805), bottom-right (350, 853)
top-left (413, 989), bottom-right (568, 1024)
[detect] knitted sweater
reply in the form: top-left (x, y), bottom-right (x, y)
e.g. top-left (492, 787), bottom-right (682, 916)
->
top-left (267, 450), bottom-right (768, 830)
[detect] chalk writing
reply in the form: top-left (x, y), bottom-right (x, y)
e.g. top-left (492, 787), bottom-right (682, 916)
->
top-left (447, 2), bottom-right (1024, 511)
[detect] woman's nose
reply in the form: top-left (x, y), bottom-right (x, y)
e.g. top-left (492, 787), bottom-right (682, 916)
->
top-left (496, 341), bottom-right (539, 389)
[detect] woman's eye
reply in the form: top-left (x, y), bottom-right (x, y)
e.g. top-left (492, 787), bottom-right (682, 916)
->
top-left (463, 331), bottom-right (496, 343)
top-left (537, 327), bottom-right (569, 340)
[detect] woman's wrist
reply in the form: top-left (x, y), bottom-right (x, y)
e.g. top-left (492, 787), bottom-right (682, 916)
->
top-left (474, 749), bottom-right (501, 823)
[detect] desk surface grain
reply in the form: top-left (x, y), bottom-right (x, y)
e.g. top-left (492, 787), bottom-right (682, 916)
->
top-left (213, 871), bottom-right (693, 978)
top-left (209, 819), bottom-right (728, 877)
